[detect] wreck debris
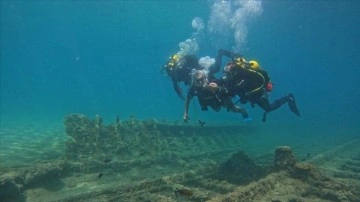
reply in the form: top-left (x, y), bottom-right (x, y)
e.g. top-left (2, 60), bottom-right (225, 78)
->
top-left (1, 114), bottom-right (359, 201)
top-left (0, 161), bottom-right (65, 201)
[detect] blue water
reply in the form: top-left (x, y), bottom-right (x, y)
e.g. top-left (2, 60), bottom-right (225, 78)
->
top-left (1, 0), bottom-right (359, 130)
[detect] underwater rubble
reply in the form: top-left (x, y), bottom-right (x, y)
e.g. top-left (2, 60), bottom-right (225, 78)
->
top-left (0, 113), bottom-right (359, 202)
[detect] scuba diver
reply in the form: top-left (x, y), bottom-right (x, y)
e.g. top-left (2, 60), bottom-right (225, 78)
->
top-left (215, 49), bottom-right (301, 122)
top-left (162, 54), bottom-right (202, 100)
top-left (162, 53), bottom-right (221, 101)
top-left (183, 69), bottom-right (248, 123)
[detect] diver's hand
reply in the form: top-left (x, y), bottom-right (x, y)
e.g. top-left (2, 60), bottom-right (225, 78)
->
top-left (183, 114), bottom-right (190, 123)
top-left (207, 82), bottom-right (219, 93)
top-left (209, 82), bottom-right (218, 88)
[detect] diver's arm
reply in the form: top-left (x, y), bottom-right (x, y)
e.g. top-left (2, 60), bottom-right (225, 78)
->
top-left (214, 49), bottom-right (241, 74)
top-left (213, 50), bottom-right (224, 74)
top-left (219, 49), bottom-right (238, 58)
top-left (183, 93), bottom-right (192, 122)
top-left (173, 80), bottom-right (185, 100)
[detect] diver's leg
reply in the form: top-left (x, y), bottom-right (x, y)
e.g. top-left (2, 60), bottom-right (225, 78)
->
top-left (197, 97), bottom-right (208, 111)
top-left (230, 105), bottom-right (248, 118)
top-left (268, 93), bottom-right (301, 116)
top-left (256, 96), bottom-right (271, 112)
top-left (268, 96), bottom-right (288, 112)
top-left (226, 97), bottom-right (248, 118)
top-left (209, 100), bottom-right (222, 112)
top-left (211, 105), bottom-right (222, 112)
top-left (255, 97), bottom-right (271, 122)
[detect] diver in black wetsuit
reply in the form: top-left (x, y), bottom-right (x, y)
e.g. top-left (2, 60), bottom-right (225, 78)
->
top-left (183, 69), bottom-right (248, 122)
top-left (162, 54), bottom-right (203, 100)
top-left (215, 49), bottom-right (301, 122)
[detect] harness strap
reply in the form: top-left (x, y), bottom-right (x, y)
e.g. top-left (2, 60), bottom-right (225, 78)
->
top-left (243, 68), bottom-right (266, 96)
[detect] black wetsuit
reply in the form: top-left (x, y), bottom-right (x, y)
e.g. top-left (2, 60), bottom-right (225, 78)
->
top-left (187, 81), bottom-right (224, 112)
top-left (168, 55), bottom-right (202, 100)
top-left (169, 54), bottom-right (221, 100)
top-left (182, 52), bottom-right (248, 120)
top-left (215, 49), bottom-right (300, 121)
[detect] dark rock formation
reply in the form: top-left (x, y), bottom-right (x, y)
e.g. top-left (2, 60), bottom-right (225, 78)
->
top-left (274, 146), bottom-right (297, 170)
top-left (217, 150), bottom-right (267, 184)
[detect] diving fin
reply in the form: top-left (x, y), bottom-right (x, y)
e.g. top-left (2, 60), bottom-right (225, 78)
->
top-left (288, 93), bottom-right (301, 117)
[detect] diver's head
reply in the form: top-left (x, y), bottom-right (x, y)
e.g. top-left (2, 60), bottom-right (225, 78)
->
top-left (223, 62), bottom-right (241, 81)
top-left (248, 60), bottom-right (260, 70)
top-left (224, 62), bottom-right (237, 73)
top-left (191, 70), bottom-right (208, 87)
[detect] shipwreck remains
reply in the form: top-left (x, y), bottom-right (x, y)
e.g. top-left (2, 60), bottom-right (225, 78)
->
top-left (0, 114), bottom-right (359, 202)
